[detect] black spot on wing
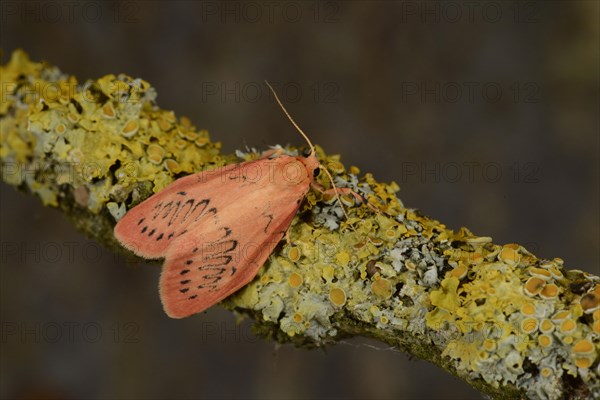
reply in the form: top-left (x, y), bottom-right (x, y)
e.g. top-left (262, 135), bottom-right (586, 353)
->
top-left (151, 202), bottom-right (164, 220)
top-left (262, 214), bottom-right (274, 233)
top-left (201, 254), bottom-right (232, 267)
top-left (177, 229), bottom-right (188, 237)
top-left (190, 200), bottom-right (214, 223)
top-left (166, 201), bottom-right (182, 226)
top-left (161, 201), bottom-right (174, 219)
top-left (204, 239), bottom-right (238, 254)
top-left (202, 269), bottom-right (226, 280)
top-left (225, 240), bottom-right (238, 252)
top-left (175, 218), bottom-right (243, 300)
top-left (180, 199), bottom-right (196, 222)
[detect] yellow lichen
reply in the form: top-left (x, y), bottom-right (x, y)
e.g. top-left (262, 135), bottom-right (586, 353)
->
top-left (405, 260), bottom-right (417, 271)
top-left (572, 339), bottom-right (594, 354)
top-left (163, 159), bottom-right (181, 174)
top-left (287, 247), bottom-right (301, 262)
top-left (538, 334), bottom-right (553, 348)
top-left (521, 303), bottom-right (536, 316)
top-left (575, 357), bottom-right (593, 369)
top-left (288, 273), bottom-right (303, 288)
top-left (560, 319), bottom-right (576, 334)
top-left (524, 277), bottom-right (546, 297)
top-left (539, 319), bottom-right (555, 333)
top-left (327, 160), bottom-right (345, 174)
top-left (147, 144), bottom-right (165, 165)
top-left (336, 251), bottom-right (351, 267)
top-left (102, 103), bottom-right (116, 119)
top-left (329, 287), bottom-right (346, 307)
top-left (563, 336), bottom-right (574, 345)
top-left (520, 318), bottom-right (539, 334)
top-left (450, 263), bottom-right (468, 280)
top-left (429, 277), bottom-right (460, 313)
top-left (499, 244), bottom-right (521, 265)
top-left (529, 267), bottom-right (552, 280)
top-left (549, 267), bottom-right (563, 279)
top-left (552, 310), bottom-right (570, 322)
top-left (483, 339), bottom-right (496, 352)
top-left (371, 277), bottom-right (393, 299)
top-left (121, 120), bottom-right (139, 138)
top-left (540, 283), bottom-right (559, 299)
top-left (321, 265), bottom-right (335, 283)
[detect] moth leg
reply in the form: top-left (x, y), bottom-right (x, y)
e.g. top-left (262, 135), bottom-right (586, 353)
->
top-left (260, 148), bottom-right (284, 160)
top-left (284, 227), bottom-right (293, 246)
top-left (312, 183), bottom-right (381, 214)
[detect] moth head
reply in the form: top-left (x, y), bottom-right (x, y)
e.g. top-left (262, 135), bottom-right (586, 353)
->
top-left (299, 149), bottom-right (319, 178)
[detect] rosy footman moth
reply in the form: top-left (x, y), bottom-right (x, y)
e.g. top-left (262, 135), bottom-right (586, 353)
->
top-left (114, 82), bottom-right (347, 318)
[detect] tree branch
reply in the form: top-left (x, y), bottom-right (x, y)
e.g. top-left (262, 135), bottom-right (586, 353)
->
top-left (1, 50), bottom-right (598, 400)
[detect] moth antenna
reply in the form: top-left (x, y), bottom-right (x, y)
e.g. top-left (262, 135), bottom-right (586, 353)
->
top-left (264, 81), bottom-right (316, 155)
top-left (265, 80), bottom-right (354, 230)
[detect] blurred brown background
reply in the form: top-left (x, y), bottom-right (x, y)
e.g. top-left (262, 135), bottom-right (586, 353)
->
top-left (1, 1), bottom-right (598, 399)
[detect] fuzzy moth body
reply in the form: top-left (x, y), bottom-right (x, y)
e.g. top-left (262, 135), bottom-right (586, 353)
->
top-left (114, 153), bottom-right (319, 318)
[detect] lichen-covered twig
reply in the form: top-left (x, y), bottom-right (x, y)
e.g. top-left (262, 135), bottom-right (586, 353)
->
top-left (1, 50), bottom-right (598, 400)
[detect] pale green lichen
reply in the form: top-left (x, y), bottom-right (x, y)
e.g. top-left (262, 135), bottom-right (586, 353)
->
top-left (1, 50), bottom-right (598, 400)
